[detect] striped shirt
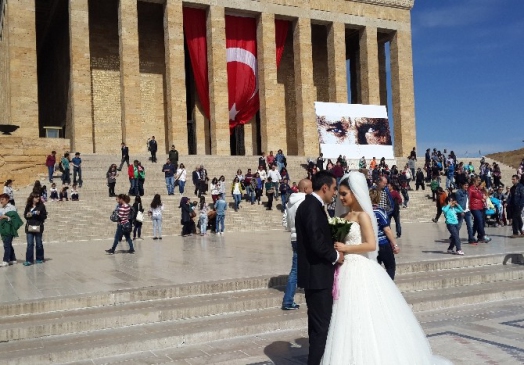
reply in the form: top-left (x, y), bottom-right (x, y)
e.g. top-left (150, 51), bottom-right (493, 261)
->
top-left (372, 207), bottom-right (390, 246)
top-left (118, 204), bottom-right (131, 224)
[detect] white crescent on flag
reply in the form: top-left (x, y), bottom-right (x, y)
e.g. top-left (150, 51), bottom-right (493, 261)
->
top-left (227, 47), bottom-right (259, 121)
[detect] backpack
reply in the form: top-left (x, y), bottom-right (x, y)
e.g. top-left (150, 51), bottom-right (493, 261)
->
top-left (58, 160), bottom-right (64, 173)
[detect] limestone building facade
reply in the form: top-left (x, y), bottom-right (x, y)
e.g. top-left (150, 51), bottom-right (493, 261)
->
top-left (0, 0), bottom-right (416, 157)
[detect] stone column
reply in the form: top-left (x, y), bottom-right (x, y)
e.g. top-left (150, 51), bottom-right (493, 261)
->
top-left (164, 0), bottom-right (187, 154)
top-left (206, 6), bottom-right (229, 155)
top-left (359, 25), bottom-right (380, 105)
top-left (118, 0), bottom-right (142, 150)
top-left (327, 22), bottom-right (347, 103)
top-left (194, 99), bottom-right (209, 155)
top-left (7, 0), bottom-right (39, 138)
top-left (378, 40), bottom-right (388, 107)
top-left (390, 30), bottom-right (416, 157)
top-left (293, 18), bottom-right (317, 157)
top-left (257, 13), bottom-right (285, 154)
top-left (69, 0), bottom-right (94, 152)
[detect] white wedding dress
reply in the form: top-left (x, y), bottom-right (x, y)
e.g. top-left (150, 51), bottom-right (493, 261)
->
top-left (321, 222), bottom-right (452, 365)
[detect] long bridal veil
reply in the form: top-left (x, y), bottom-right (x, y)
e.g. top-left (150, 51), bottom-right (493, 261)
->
top-left (335, 171), bottom-right (379, 261)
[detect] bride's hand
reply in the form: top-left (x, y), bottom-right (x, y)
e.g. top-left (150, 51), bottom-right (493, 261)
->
top-left (334, 242), bottom-right (346, 252)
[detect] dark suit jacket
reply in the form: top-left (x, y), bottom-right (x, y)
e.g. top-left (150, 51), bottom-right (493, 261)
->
top-left (296, 194), bottom-right (337, 290)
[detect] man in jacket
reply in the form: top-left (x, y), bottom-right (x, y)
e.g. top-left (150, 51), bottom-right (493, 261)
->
top-left (508, 175), bottom-right (524, 238)
top-left (168, 145), bottom-right (179, 168)
top-left (455, 182), bottom-right (476, 244)
top-left (45, 151), bottom-right (56, 183)
top-left (468, 177), bottom-right (491, 243)
top-left (148, 136), bottom-right (158, 163)
top-left (281, 179), bottom-right (312, 310)
top-left (118, 142), bottom-right (129, 171)
top-left (128, 160), bottom-right (139, 196)
top-left (0, 194), bottom-right (23, 267)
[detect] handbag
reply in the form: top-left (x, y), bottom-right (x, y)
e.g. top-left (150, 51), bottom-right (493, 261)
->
top-left (110, 208), bottom-right (119, 222)
top-left (27, 225), bottom-right (41, 233)
top-left (135, 211), bottom-right (144, 223)
top-left (121, 221), bottom-right (132, 233)
top-left (266, 188), bottom-right (275, 195)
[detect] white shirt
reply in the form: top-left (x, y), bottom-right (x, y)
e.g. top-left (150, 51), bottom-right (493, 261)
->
top-left (267, 169), bottom-right (281, 182)
top-left (176, 168), bottom-right (186, 182)
top-left (258, 170), bottom-right (267, 180)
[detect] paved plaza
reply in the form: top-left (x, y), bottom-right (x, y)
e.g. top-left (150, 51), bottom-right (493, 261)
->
top-left (1, 223), bottom-right (523, 364)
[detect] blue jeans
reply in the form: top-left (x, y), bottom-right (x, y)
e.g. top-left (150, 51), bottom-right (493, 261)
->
top-left (282, 241), bottom-right (298, 307)
top-left (152, 216), bottom-right (162, 237)
top-left (2, 235), bottom-right (16, 262)
top-left (73, 167), bottom-right (82, 186)
top-left (26, 232), bottom-right (44, 263)
top-left (216, 214), bottom-right (225, 233)
top-left (281, 193), bottom-right (288, 212)
top-left (446, 223), bottom-right (461, 251)
top-left (277, 161), bottom-right (284, 172)
top-left (61, 168), bottom-right (70, 185)
top-left (48, 166), bottom-right (54, 182)
top-left (233, 194), bottom-right (242, 210)
top-left (471, 209), bottom-right (486, 240)
top-left (111, 224), bottom-right (134, 251)
top-left (246, 186), bottom-right (255, 203)
top-left (200, 214), bottom-right (208, 234)
top-left (178, 180), bottom-right (185, 194)
top-left (458, 211), bottom-right (475, 242)
top-left (165, 176), bottom-right (175, 195)
top-left (129, 178), bottom-right (137, 196)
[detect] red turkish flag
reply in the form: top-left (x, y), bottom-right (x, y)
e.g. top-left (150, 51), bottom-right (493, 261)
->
top-left (226, 16), bottom-right (259, 130)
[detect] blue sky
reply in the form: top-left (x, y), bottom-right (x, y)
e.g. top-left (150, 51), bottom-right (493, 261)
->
top-left (408, 0), bottom-right (524, 157)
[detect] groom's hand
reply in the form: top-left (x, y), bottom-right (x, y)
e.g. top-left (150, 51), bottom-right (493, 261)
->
top-left (336, 252), bottom-right (344, 265)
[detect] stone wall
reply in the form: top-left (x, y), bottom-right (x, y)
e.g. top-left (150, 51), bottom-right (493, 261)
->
top-left (0, 0), bottom-right (9, 128)
top-left (0, 136), bottom-right (70, 187)
top-left (89, 0), bottom-right (122, 154)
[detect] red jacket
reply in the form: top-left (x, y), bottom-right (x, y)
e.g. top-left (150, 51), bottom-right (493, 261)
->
top-left (468, 185), bottom-right (485, 211)
top-left (128, 165), bottom-right (135, 179)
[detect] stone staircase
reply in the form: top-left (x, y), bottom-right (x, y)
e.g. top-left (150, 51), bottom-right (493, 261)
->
top-left (1, 252), bottom-right (523, 364)
top-left (11, 155), bottom-right (517, 242)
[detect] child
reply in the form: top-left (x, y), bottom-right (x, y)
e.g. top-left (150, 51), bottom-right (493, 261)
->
top-left (190, 201), bottom-right (198, 233)
top-left (41, 186), bottom-right (48, 203)
top-left (442, 193), bottom-right (465, 255)
top-left (198, 196), bottom-right (208, 236)
top-left (148, 194), bottom-right (164, 240)
top-left (59, 186), bottom-right (69, 201)
top-left (291, 182), bottom-right (299, 193)
top-left (279, 178), bottom-right (291, 212)
top-left (70, 184), bottom-right (79, 201)
top-left (49, 183), bottom-right (59, 201)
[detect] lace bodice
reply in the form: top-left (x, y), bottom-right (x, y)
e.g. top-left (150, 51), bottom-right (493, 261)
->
top-left (343, 222), bottom-right (368, 259)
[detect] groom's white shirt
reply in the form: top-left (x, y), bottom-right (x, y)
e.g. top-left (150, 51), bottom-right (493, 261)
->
top-left (310, 192), bottom-right (339, 264)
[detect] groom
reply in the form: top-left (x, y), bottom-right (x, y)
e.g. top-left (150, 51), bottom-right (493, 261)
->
top-left (296, 170), bottom-right (344, 365)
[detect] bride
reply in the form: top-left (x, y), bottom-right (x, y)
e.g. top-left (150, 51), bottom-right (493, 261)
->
top-left (321, 172), bottom-right (452, 365)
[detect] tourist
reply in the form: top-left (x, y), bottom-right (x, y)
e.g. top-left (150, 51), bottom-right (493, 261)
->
top-left (275, 149), bottom-right (286, 172)
top-left (492, 163), bottom-right (502, 188)
top-left (374, 176), bottom-right (394, 220)
top-left (118, 142), bottom-right (130, 171)
top-left (198, 196), bottom-right (208, 236)
top-left (508, 175), bottom-right (524, 238)
top-left (132, 196), bottom-right (144, 240)
top-left (162, 158), bottom-right (176, 195)
top-left (214, 195), bottom-right (227, 235)
top-left (280, 167), bottom-right (290, 182)
top-left (432, 187), bottom-right (447, 223)
top-left (415, 168), bottom-right (425, 190)
top-left (148, 194), bottom-right (164, 240)
top-left (3, 180), bottom-right (15, 206)
top-left (267, 165), bottom-right (282, 200)
top-left (71, 152), bottom-right (83, 187)
top-left (231, 176), bottom-right (243, 212)
top-left (244, 169), bottom-right (254, 203)
top-left (388, 183), bottom-right (403, 238)
top-left (317, 153), bottom-right (325, 171)
top-left (331, 161), bottom-right (344, 186)
top-left (408, 155), bottom-right (416, 179)
top-left (410, 147), bottom-right (417, 161)
top-left (399, 177), bottom-right (410, 208)
top-left (456, 182), bottom-right (476, 244)
top-left (0, 193), bottom-right (22, 267)
top-left (49, 183), bottom-right (59, 202)
top-left (60, 152), bottom-right (71, 185)
top-left (218, 175), bottom-right (226, 200)
top-left (59, 186), bottom-right (69, 202)
top-left (358, 156), bottom-right (366, 170)
top-left (254, 172), bottom-right (263, 205)
top-left (281, 178), bottom-right (312, 310)
top-left (370, 188), bottom-right (399, 280)
top-left (265, 177), bottom-right (275, 210)
top-left (236, 169), bottom-right (244, 182)
top-left (45, 150), bottom-right (56, 183)
top-left (257, 165), bottom-right (267, 188)
top-left (180, 197), bottom-right (192, 237)
top-left (210, 178), bottom-right (220, 203)
top-left (70, 184), bottom-right (79, 201)
top-left (128, 160), bottom-right (138, 196)
top-left (41, 186), bottom-right (48, 203)
top-left (443, 193), bottom-right (465, 255)
top-left (168, 145), bottom-right (179, 167)
top-left (468, 177), bottom-right (491, 243)
top-left (430, 176), bottom-right (439, 201)
top-left (136, 161), bottom-right (146, 196)
top-left (279, 178), bottom-right (291, 213)
top-left (266, 151), bottom-right (275, 168)
top-left (259, 152), bottom-right (267, 171)
top-left (175, 163), bottom-right (186, 195)
top-left (105, 194), bottom-right (135, 254)
top-left (106, 164), bottom-right (118, 197)
top-left (249, 175), bottom-right (257, 206)
top-left (148, 136), bottom-right (158, 163)
top-left (402, 164), bottom-right (412, 190)
top-left (22, 192), bottom-right (47, 266)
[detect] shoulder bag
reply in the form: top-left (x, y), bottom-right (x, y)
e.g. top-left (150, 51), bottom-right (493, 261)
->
top-left (27, 224), bottom-right (41, 233)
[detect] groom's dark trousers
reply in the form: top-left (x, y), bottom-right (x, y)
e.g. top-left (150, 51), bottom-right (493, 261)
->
top-left (296, 193), bottom-right (338, 365)
top-left (305, 289), bottom-right (333, 365)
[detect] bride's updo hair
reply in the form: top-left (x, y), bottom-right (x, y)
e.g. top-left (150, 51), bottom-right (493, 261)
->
top-left (339, 176), bottom-right (350, 189)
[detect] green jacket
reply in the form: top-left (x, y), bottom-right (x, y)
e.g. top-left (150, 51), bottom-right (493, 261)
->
top-left (0, 211), bottom-right (24, 238)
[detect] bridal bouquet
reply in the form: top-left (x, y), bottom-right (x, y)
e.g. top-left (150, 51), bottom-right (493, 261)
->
top-left (328, 217), bottom-right (353, 301)
top-left (328, 217), bottom-right (353, 242)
